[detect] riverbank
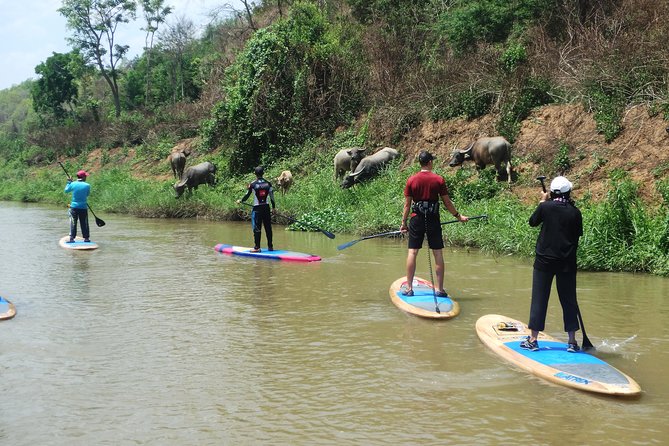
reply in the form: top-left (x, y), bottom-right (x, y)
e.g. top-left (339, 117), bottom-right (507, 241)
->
top-left (2, 132), bottom-right (669, 275)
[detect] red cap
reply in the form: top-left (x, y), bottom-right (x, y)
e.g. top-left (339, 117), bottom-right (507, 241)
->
top-left (77, 170), bottom-right (89, 178)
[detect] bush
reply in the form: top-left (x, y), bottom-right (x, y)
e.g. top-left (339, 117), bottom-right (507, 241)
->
top-left (202, 2), bottom-right (367, 175)
top-left (553, 142), bottom-right (572, 174)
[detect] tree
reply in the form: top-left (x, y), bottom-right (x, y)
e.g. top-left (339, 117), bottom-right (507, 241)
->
top-left (59, 0), bottom-right (137, 118)
top-left (139, 0), bottom-right (172, 107)
top-left (160, 16), bottom-right (197, 103)
top-left (31, 51), bottom-right (83, 120)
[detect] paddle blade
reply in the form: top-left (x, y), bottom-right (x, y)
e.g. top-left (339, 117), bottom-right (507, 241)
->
top-left (322, 230), bottom-right (336, 239)
top-left (337, 240), bottom-right (359, 250)
top-left (95, 217), bottom-right (106, 227)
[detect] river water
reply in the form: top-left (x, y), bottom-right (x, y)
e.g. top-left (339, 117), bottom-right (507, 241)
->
top-left (0, 201), bottom-right (667, 445)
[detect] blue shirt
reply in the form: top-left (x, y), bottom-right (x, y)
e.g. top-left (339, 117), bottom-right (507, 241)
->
top-left (65, 180), bottom-right (91, 209)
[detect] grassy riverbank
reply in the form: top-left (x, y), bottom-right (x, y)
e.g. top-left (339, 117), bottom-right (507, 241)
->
top-left (2, 140), bottom-right (669, 276)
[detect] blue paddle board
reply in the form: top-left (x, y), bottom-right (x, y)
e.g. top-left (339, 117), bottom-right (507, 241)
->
top-left (389, 276), bottom-right (460, 319)
top-left (0, 296), bottom-right (16, 321)
top-left (59, 235), bottom-right (99, 250)
top-left (214, 244), bottom-right (321, 262)
top-left (476, 314), bottom-right (641, 396)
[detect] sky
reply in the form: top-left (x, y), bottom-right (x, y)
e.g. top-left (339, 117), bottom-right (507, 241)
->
top-left (0, 0), bottom-right (243, 90)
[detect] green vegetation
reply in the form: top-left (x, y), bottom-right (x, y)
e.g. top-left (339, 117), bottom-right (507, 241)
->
top-left (3, 0), bottom-right (669, 275)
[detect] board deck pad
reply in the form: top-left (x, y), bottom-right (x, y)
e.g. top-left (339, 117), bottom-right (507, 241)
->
top-left (0, 296), bottom-right (16, 321)
top-left (476, 314), bottom-right (641, 396)
top-left (214, 244), bottom-right (321, 262)
top-left (388, 277), bottom-right (460, 319)
top-left (59, 236), bottom-right (99, 250)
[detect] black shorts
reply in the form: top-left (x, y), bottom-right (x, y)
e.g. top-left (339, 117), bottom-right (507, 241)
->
top-left (408, 213), bottom-right (444, 249)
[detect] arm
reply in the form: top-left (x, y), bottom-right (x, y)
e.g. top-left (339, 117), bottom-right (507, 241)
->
top-left (400, 196), bottom-right (412, 232)
top-left (528, 192), bottom-right (548, 227)
top-left (237, 186), bottom-right (252, 203)
top-left (269, 187), bottom-right (276, 209)
top-left (440, 193), bottom-right (468, 222)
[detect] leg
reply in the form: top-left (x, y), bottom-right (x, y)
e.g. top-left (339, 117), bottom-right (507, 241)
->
top-left (528, 268), bottom-right (554, 335)
top-left (263, 208), bottom-right (273, 250)
top-left (405, 248), bottom-right (420, 291)
top-left (69, 208), bottom-right (78, 240)
top-left (555, 271), bottom-right (580, 334)
top-left (506, 160), bottom-right (513, 184)
top-left (251, 209), bottom-right (262, 249)
top-left (405, 214), bottom-right (425, 293)
top-left (432, 249), bottom-right (445, 293)
top-left (80, 209), bottom-right (90, 241)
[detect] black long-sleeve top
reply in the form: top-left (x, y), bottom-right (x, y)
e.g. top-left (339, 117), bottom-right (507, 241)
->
top-left (529, 199), bottom-right (583, 272)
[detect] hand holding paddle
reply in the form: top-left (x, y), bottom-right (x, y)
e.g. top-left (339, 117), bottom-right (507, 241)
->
top-left (58, 161), bottom-right (106, 227)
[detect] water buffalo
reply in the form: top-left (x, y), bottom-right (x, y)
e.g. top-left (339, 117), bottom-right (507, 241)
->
top-left (174, 161), bottom-right (216, 198)
top-left (448, 136), bottom-right (513, 184)
top-left (334, 147), bottom-right (367, 180)
top-left (275, 170), bottom-right (293, 195)
top-left (341, 147), bottom-right (399, 189)
top-left (168, 151), bottom-right (187, 179)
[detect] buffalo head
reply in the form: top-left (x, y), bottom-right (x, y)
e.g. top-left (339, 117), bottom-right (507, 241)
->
top-left (174, 180), bottom-right (187, 198)
top-left (448, 144), bottom-right (474, 167)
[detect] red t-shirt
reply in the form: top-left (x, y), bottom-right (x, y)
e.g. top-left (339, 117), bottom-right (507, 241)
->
top-left (404, 171), bottom-right (448, 201)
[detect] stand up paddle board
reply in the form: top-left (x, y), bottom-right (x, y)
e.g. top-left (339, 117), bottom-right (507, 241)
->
top-left (476, 314), bottom-right (641, 396)
top-left (214, 244), bottom-right (321, 262)
top-left (59, 235), bottom-right (99, 250)
top-left (389, 276), bottom-right (460, 319)
top-left (0, 296), bottom-right (16, 321)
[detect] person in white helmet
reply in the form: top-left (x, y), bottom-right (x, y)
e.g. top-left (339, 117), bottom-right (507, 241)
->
top-left (520, 176), bottom-right (583, 353)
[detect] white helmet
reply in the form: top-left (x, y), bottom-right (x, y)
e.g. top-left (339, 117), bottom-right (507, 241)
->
top-left (550, 176), bottom-right (572, 194)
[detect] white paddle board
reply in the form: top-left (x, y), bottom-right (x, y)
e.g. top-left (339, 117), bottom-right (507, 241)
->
top-left (59, 235), bottom-right (99, 250)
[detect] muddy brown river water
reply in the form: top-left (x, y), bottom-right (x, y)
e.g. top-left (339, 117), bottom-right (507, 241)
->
top-left (0, 201), bottom-right (667, 445)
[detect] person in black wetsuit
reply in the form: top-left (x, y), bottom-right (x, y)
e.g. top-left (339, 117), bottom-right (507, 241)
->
top-left (237, 166), bottom-right (276, 252)
top-left (520, 176), bottom-right (583, 353)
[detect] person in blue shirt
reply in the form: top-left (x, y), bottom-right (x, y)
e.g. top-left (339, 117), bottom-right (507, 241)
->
top-left (237, 166), bottom-right (276, 252)
top-left (64, 170), bottom-right (92, 243)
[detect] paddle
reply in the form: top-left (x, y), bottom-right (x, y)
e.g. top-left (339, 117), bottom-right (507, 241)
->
top-left (337, 230), bottom-right (402, 250)
top-left (58, 162), bottom-right (106, 227)
top-left (239, 202), bottom-right (335, 239)
top-left (536, 175), bottom-right (593, 350)
top-left (337, 215), bottom-right (488, 250)
top-left (440, 214), bottom-right (488, 226)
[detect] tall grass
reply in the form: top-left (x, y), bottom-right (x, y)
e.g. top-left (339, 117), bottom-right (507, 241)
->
top-left (2, 153), bottom-right (669, 275)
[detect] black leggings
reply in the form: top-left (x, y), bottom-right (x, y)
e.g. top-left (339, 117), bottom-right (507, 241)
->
top-left (528, 268), bottom-right (580, 333)
top-left (251, 205), bottom-right (273, 249)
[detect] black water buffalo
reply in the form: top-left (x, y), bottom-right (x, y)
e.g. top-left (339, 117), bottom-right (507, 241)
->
top-left (174, 161), bottom-right (216, 198)
top-left (168, 151), bottom-right (187, 179)
top-left (448, 136), bottom-right (513, 184)
top-left (334, 147), bottom-right (367, 180)
top-left (341, 147), bottom-right (399, 188)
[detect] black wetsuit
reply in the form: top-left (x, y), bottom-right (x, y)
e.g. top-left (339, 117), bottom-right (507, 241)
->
top-left (241, 178), bottom-right (276, 250)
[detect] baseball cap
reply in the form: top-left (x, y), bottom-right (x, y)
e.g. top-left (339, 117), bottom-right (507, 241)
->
top-left (418, 150), bottom-right (435, 164)
top-left (550, 176), bottom-right (572, 194)
top-left (77, 170), bottom-right (89, 178)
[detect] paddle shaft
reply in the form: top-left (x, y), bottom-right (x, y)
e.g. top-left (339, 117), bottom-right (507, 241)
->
top-left (336, 230), bottom-right (402, 250)
top-left (58, 162), bottom-right (105, 227)
top-left (440, 214), bottom-right (487, 226)
top-left (536, 175), bottom-right (593, 349)
top-left (239, 201), bottom-right (335, 239)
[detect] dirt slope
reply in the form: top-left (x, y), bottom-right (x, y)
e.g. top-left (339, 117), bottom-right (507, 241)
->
top-left (395, 103), bottom-right (669, 205)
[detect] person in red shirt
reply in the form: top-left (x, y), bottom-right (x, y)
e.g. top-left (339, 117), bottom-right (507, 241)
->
top-left (400, 151), bottom-right (468, 296)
